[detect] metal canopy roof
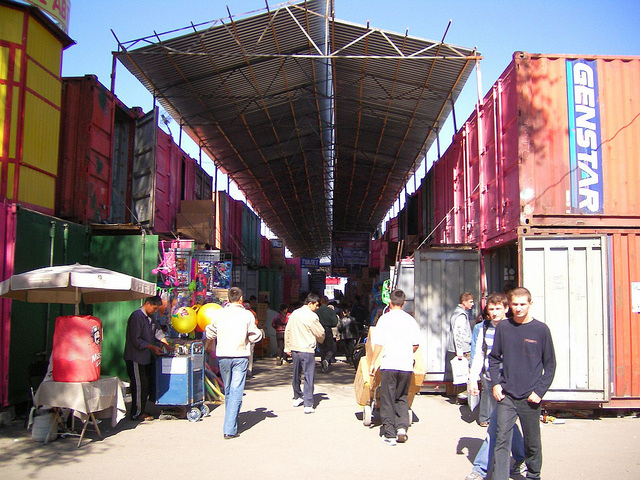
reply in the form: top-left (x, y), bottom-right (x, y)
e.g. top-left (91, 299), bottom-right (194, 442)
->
top-left (114, 0), bottom-right (479, 258)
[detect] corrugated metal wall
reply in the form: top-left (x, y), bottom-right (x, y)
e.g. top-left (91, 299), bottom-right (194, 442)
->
top-left (611, 233), bottom-right (640, 398)
top-left (426, 53), bottom-right (640, 248)
top-left (0, 4), bottom-right (65, 214)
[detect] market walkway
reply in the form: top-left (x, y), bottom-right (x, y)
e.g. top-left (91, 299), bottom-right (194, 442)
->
top-left (1, 358), bottom-right (639, 479)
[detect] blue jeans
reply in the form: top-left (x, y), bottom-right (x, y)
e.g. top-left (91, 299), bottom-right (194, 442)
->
top-left (218, 357), bottom-right (249, 436)
top-left (472, 402), bottom-right (525, 477)
top-left (479, 375), bottom-right (497, 424)
top-left (494, 395), bottom-right (542, 480)
top-left (291, 351), bottom-right (315, 407)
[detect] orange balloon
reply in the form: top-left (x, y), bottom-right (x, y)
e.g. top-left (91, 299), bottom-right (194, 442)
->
top-left (196, 303), bottom-right (222, 332)
top-left (171, 306), bottom-right (198, 334)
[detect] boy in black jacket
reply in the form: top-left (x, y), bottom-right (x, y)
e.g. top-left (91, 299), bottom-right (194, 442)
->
top-left (488, 287), bottom-right (556, 480)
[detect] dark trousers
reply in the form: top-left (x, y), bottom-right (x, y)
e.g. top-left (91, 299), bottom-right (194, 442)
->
top-left (291, 351), bottom-right (316, 407)
top-left (493, 394), bottom-right (543, 480)
top-left (126, 360), bottom-right (153, 419)
top-left (342, 338), bottom-right (357, 364)
top-left (276, 332), bottom-right (285, 358)
top-left (379, 369), bottom-right (412, 438)
top-left (319, 327), bottom-right (335, 363)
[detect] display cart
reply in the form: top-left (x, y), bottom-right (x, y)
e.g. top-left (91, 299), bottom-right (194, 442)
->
top-left (353, 327), bottom-right (425, 426)
top-left (156, 341), bottom-right (208, 422)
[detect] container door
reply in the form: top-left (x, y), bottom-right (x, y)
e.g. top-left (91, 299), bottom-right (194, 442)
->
top-left (131, 109), bottom-right (158, 228)
top-left (413, 248), bottom-right (481, 381)
top-left (390, 258), bottom-right (415, 316)
top-left (520, 236), bottom-right (610, 402)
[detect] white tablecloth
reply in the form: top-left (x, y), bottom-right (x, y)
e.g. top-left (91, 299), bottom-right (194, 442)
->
top-left (34, 376), bottom-right (126, 427)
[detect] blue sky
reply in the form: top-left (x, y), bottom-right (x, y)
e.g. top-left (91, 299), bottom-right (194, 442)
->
top-left (59, 0), bottom-right (640, 217)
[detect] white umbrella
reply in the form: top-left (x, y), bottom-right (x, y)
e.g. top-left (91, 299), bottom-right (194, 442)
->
top-left (0, 263), bottom-right (157, 313)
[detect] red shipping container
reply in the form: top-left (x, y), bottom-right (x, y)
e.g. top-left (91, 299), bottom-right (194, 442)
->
top-left (429, 52), bottom-right (640, 248)
top-left (52, 315), bottom-right (102, 382)
top-left (57, 76), bottom-right (140, 224)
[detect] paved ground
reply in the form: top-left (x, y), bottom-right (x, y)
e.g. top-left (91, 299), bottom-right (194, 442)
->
top-left (1, 357), bottom-right (639, 480)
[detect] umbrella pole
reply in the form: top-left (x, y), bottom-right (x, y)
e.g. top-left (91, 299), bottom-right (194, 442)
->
top-left (75, 287), bottom-right (80, 315)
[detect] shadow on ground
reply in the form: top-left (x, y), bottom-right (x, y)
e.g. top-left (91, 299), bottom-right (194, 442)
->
top-left (245, 356), bottom-right (357, 392)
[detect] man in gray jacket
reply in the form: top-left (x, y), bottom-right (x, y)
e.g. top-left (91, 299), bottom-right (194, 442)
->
top-left (284, 293), bottom-right (325, 414)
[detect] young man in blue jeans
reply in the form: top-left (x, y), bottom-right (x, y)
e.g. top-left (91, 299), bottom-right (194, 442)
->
top-left (488, 287), bottom-right (556, 480)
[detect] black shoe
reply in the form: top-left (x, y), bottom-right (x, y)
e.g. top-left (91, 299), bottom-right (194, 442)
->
top-left (321, 359), bottom-right (329, 373)
top-left (223, 434), bottom-right (240, 439)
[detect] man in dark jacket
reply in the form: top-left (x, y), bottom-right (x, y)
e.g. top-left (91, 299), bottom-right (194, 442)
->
top-left (488, 287), bottom-right (556, 480)
top-left (123, 296), bottom-right (170, 421)
top-left (316, 296), bottom-right (338, 373)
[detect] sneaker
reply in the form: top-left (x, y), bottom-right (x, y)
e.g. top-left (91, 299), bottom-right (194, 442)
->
top-left (292, 398), bottom-right (304, 407)
top-left (464, 471), bottom-right (484, 480)
top-left (303, 406), bottom-right (315, 414)
top-left (510, 461), bottom-right (526, 476)
top-left (380, 436), bottom-right (397, 446)
top-left (321, 359), bottom-right (329, 373)
top-left (396, 428), bottom-right (408, 443)
top-left (478, 421), bottom-right (489, 427)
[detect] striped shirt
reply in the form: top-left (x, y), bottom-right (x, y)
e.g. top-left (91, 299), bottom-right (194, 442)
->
top-left (469, 321), bottom-right (497, 383)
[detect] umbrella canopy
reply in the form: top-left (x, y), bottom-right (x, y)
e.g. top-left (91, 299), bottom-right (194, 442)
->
top-left (0, 263), bottom-right (157, 305)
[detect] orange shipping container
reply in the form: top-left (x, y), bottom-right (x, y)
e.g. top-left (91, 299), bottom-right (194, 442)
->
top-left (428, 52), bottom-right (640, 248)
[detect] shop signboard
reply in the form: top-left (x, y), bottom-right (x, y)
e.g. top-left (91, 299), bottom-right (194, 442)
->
top-left (331, 231), bottom-right (369, 276)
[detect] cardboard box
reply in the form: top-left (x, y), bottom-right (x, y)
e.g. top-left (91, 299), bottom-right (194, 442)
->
top-left (257, 303), bottom-right (268, 322)
top-left (179, 200), bottom-right (216, 215)
top-left (212, 288), bottom-right (229, 302)
top-left (176, 212), bottom-right (215, 246)
top-left (353, 357), bottom-right (372, 406)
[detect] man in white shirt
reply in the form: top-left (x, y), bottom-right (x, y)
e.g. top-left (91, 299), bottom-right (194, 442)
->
top-left (205, 287), bottom-right (262, 439)
top-left (369, 289), bottom-right (420, 446)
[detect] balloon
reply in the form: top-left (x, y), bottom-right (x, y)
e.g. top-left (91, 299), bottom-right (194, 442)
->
top-left (171, 306), bottom-right (197, 334)
top-left (196, 303), bottom-right (222, 332)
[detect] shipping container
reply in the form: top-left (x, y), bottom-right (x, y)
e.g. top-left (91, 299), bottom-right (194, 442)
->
top-left (241, 203), bottom-right (261, 267)
top-left (232, 265), bottom-right (258, 301)
top-left (258, 268), bottom-right (283, 310)
top-left (0, 2), bottom-right (72, 215)
top-left (57, 76), bottom-right (139, 224)
top-left (220, 195), bottom-right (243, 261)
top-left (131, 109), bottom-right (213, 235)
top-left (520, 236), bottom-right (610, 403)
top-left (1, 204), bottom-right (88, 407)
top-left (408, 52), bottom-right (640, 405)
top-left (426, 52), bottom-right (640, 248)
top-left (58, 77), bottom-right (212, 231)
top-left (260, 236), bottom-right (271, 268)
top-left (91, 233), bottom-right (159, 379)
top-left (412, 248), bottom-right (481, 382)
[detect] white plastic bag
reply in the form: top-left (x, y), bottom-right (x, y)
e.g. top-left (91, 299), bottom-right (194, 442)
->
top-left (450, 356), bottom-right (469, 385)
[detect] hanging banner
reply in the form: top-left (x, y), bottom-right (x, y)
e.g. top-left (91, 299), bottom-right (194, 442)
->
top-left (566, 59), bottom-right (603, 214)
top-left (24, 0), bottom-right (71, 34)
top-left (331, 231), bottom-right (370, 276)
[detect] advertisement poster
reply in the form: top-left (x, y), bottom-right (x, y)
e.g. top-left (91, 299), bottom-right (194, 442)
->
top-left (331, 231), bottom-right (370, 276)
